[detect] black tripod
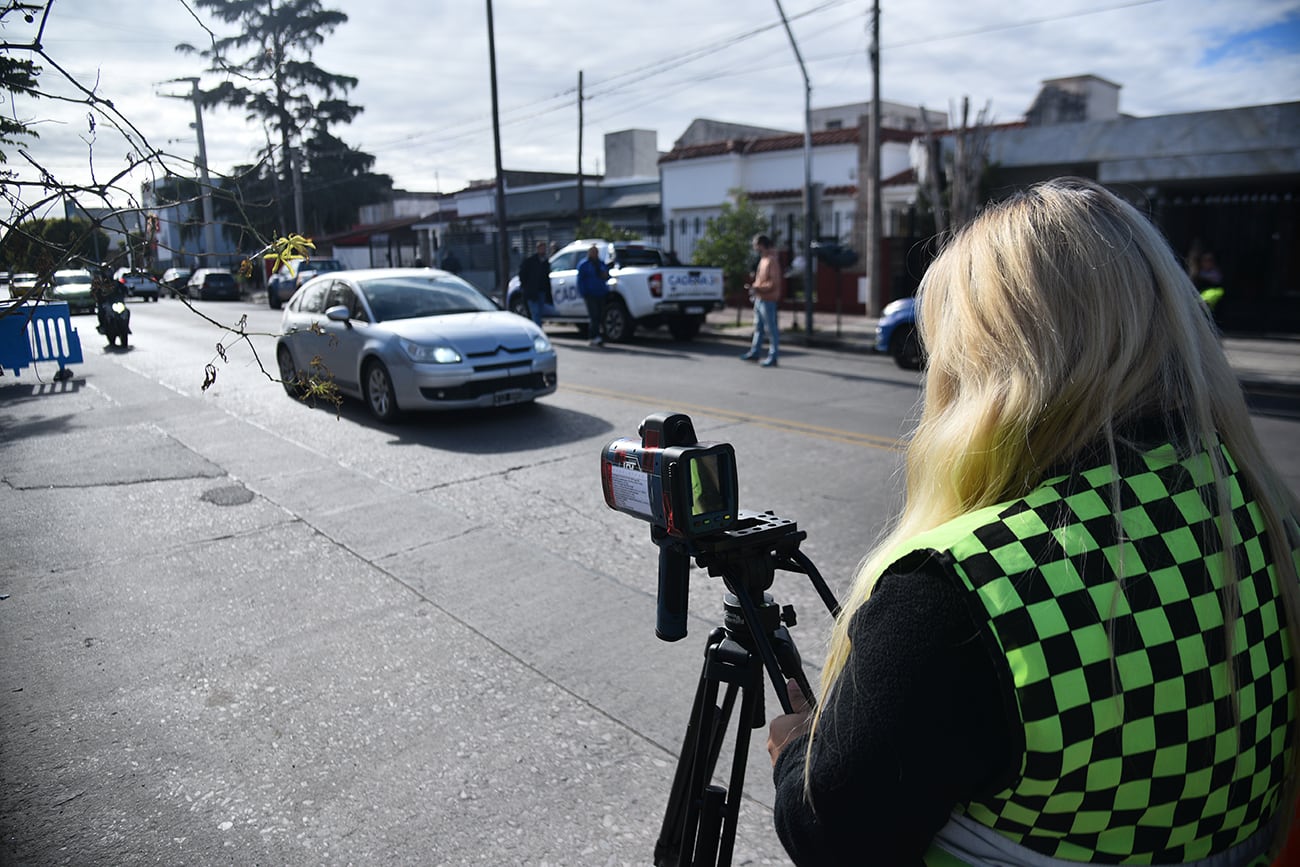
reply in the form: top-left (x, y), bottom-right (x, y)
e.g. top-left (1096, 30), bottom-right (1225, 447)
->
top-left (653, 510), bottom-right (840, 867)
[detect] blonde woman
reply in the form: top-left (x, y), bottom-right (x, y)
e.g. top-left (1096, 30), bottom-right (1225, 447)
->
top-left (767, 178), bottom-right (1300, 866)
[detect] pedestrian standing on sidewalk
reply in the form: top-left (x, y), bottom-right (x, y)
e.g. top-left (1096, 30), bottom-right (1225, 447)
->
top-left (741, 234), bottom-right (784, 367)
top-left (518, 241), bottom-right (551, 327)
top-left (767, 177), bottom-right (1300, 865)
top-left (578, 244), bottom-right (610, 346)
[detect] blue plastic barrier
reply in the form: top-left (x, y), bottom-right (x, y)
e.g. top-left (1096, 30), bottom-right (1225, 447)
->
top-left (0, 301), bottom-right (85, 380)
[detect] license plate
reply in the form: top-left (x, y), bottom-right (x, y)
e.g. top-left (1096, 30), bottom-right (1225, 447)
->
top-left (684, 306), bottom-right (704, 314)
top-left (494, 389), bottom-right (524, 406)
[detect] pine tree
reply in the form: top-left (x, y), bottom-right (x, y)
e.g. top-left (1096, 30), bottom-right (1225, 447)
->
top-left (177, 0), bottom-right (389, 237)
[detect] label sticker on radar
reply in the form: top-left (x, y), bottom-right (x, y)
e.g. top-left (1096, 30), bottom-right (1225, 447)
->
top-left (606, 463), bottom-right (653, 519)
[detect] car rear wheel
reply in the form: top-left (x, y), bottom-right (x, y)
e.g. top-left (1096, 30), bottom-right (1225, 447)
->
top-left (268, 291), bottom-right (282, 310)
top-left (277, 345), bottom-right (304, 397)
top-left (363, 359), bottom-right (402, 423)
top-left (668, 315), bottom-right (703, 341)
top-left (891, 324), bottom-right (924, 370)
top-left (602, 297), bottom-right (633, 342)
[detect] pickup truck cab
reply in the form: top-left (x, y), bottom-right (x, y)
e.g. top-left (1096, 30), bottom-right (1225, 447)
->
top-left (506, 240), bottom-right (723, 342)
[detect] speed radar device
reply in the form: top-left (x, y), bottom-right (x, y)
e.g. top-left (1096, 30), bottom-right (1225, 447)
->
top-left (600, 412), bottom-right (738, 540)
top-left (598, 411), bottom-right (841, 867)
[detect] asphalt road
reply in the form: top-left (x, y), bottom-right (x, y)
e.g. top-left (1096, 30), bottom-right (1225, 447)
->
top-left (2, 297), bottom-right (1296, 866)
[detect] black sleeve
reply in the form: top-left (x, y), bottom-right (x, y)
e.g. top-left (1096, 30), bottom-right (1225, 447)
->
top-left (772, 563), bottom-right (1016, 866)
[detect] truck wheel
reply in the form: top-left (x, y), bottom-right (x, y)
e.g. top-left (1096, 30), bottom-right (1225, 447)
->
top-left (602, 297), bottom-right (633, 342)
top-left (668, 315), bottom-right (703, 341)
top-left (891, 324), bottom-right (924, 370)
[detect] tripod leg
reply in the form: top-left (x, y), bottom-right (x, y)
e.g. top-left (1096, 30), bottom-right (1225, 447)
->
top-left (656, 630), bottom-right (737, 867)
top-left (694, 785), bottom-right (726, 867)
top-left (714, 656), bottom-right (765, 867)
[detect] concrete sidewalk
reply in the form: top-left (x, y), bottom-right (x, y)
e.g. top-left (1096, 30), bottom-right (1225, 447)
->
top-left (703, 305), bottom-right (1300, 394)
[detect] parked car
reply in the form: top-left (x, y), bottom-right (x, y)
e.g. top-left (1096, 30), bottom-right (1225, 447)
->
top-left (276, 268), bottom-right (557, 423)
top-left (114, 268), bottom-right (160, 301)
top-left (8, 272), bottom-right (39, 300)
top-left (47, 269), bottom-right (97, 314)
top-left (267, 257), bottom-right (346, 309)
top-left (161, 267), bottom-right (192, 296)
top-left (874, 296), bottom-right (923, 370)
top-left (183, 268), bottom-right (240, 301)
top-left (505, 240), bottom-right (724, 342)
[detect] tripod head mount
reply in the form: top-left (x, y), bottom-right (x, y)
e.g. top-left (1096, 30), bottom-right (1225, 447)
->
top-left (652, 510), bottom-right (806, 642)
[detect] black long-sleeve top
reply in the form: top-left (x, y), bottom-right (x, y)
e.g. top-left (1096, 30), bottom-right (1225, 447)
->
top-left (772, 564), bottom-right (1018, 865)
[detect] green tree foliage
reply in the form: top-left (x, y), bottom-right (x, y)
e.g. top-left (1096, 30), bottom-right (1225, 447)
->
top-left (575, 217), bottom-right (640, 242)
top-left (300, 127), bottom-right (393, 235)
top-left (1, 219), bottom-right (111, 272)
top-left (0, 54), bottom-right (40, 163)
top-left (177, 0), bottom-right (391, 237)
top-left (690, 190), bottom-right (769, 295)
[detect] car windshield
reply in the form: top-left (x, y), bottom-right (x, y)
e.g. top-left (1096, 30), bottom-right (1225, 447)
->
top-left (53, 273), bottom-right (91, 285)
top-left (358, 275), bottom-right (496, 322)
top-left (205, 273), bottom-right (235, 287)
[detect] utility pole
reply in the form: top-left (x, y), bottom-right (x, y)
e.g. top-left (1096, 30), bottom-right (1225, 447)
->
top-left (867, 0), bottom-right (883, 316)
top-left (160, 77), bottom-right (217, 267)
top-left (486, 0), bottom-right (510, 303)
top-left (577, 70), bottom-right (585, 222)
top-left (290, 146), bottom-right (306, 235)
top-left (774, 0), bottom-right (816, 338)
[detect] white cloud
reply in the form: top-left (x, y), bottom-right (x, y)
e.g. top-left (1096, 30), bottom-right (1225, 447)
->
top-left (6, 0), bottom-right (1297, 211)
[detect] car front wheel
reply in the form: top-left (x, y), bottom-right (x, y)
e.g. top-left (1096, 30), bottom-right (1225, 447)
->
top-left (363, 359), bottom-right (402, 423)
top-left (602, 297), bottom-right (633, 343)
top-left (277, 345), bottom-right (304, 397)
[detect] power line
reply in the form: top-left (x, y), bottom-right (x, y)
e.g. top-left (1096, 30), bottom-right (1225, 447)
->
top-left (883, 0), bottom-right (1170, 50)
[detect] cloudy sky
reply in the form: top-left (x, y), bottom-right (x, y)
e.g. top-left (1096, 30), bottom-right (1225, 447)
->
top-left (7, 0), bottom-right (1299, 210)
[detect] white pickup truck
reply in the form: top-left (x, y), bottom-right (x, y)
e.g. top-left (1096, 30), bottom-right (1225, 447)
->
top-left (506, 240), bottom-right (724, 342)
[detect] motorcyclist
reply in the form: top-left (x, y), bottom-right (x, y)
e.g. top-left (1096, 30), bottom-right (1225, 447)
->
top-left (92, 266), bottom-right (130, 341)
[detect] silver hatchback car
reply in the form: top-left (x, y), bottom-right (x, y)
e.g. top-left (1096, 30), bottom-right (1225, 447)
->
top-left (276, 268), bottom-right (557, 422)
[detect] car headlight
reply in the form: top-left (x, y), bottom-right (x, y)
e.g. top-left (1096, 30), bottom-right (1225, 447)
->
top-left (400, 338), bottom-right (461, 364)
top-left (533, 334), bottom-right (552, 354)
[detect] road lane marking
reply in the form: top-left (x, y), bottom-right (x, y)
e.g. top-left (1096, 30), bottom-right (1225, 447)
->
top-left (561, 383), bottom-right (904, 451)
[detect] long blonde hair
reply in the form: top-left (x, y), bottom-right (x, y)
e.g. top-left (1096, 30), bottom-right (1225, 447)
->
top-left (812, 177), bottom-right (1300, 844)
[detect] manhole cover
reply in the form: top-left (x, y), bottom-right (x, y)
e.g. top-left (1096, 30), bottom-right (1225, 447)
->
top-left (201, 484), bottom-right (255, 507)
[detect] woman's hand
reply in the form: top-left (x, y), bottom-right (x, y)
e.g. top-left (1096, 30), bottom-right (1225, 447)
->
top-left (767, 678), bottom-right (813, 767)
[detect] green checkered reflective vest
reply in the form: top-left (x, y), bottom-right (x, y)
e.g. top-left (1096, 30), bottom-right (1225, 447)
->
top-left (894, 440), bottom-right (1297, 865)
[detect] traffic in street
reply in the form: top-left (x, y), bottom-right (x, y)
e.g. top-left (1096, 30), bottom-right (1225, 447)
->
top-left (3, 294), bottom-right (1297, 865)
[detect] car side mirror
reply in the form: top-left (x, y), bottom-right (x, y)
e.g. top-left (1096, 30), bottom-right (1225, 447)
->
top-left (325, 304), bottom-right (352, 325)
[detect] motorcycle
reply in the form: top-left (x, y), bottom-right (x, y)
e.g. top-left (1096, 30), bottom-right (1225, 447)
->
top-left (97, 295), bottom-right (131, 348)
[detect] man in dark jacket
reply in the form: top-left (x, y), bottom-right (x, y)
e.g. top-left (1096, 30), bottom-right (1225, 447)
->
top-left (577, 245), bottom-right (610, 346)
top-left (518, 241), bottom-right (550, 326)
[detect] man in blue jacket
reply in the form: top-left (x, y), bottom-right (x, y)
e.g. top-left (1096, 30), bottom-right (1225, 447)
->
top-left (577, 244), bottom-right (610, 346)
